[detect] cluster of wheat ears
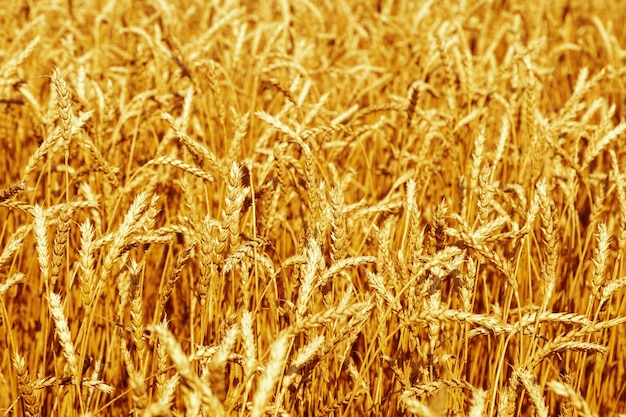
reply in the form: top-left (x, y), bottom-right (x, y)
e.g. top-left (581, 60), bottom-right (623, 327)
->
top-left (1, 0), bottom-right (626, 416)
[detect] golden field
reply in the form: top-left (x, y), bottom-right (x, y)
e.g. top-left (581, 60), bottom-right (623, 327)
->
top-left (1, 0), bottom-right (626, 415)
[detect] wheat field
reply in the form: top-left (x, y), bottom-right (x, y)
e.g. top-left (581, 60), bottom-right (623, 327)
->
top-left (1, 0), bottom-right (626, 416)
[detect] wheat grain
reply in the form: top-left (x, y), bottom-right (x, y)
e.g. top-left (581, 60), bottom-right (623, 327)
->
top-left (0, 35), bottom-right (40, 79)
top-left (149, 324), bottom-right (226, 417)
top-left (0, 225), bottom-right (28, 268)
top-left (197, 217), bottom-right (217, 306)
top-left (120, 337), bottom-right (148, 414)
top-left (12, 354), bottom-right (39, 417)
top-left (255, 110), bottom-right (298, 139)
top-left (77, 220), bottom-right (97, 313)
top-left (204, 60), bottom-right (226, 129)
top-left (146, 156), bottom-right (215, 183)
top-left (0, 181), bottom-right (26, 203)
top-left (240, 310), bottom-right (257, 399)
top-left (403, 395), bottom-right (441, 417)
top-left (547, 380), bottom-right (597, 417)
top-left (50, 205), bottom-right (72, 288)
top-left (295, 238), bottom-right (323, 320)
top-left (591, 223), bottom-right (611, 303)
top-left (497, 376), bottom-right (520, 417)
top-left (250, 333), bottom-right (289, 417)
top-left (469, 389), bottom-right (487, 417)
top-left (536, 179), bottom-right (558, 313)
top-left (0, 273), bottom-right (24, 296)
top-left (220, 161), bottom-right (247, 250)
top-left (527, 341), bottom-right (608, 370)
top-left (48, 292), bottom-right (80, 379)
top-left (83, 356), bottom-right (106, 408)
top-left (52, 68), bottom-right (72, 150)
top-left (518, 369), bottom-right (548, 417)
top-left (208, 321), bottom-right (239, 403)
top-left (142, 403), bottom-right (173, 417)
top-left (33, 205), bottom-right (50, 292)
top-left (155, 239), bottom-right (195, 322)
top-left (227, 110), bottom-right (249, 162)
top-left (128, 259), bottom-right (146, 367)
top-left (329, 184), bottom-right (348, 263)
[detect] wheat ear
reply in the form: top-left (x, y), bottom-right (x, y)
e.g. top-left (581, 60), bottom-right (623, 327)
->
top-left (12, 354), bottom-right (40, 417)
top-left (250, 333), bottom-right (290, 417)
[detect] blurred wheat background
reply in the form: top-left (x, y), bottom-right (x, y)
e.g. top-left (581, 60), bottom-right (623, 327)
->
top-left (1, 0), bottom-right (626, 416)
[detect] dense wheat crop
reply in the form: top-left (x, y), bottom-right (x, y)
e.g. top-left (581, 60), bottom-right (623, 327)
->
top-left (2, 0), bottom-right (626, 416)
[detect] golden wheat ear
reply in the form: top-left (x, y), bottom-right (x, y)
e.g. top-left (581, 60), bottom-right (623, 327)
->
top-left (0, 182), bottom-right (26, 203)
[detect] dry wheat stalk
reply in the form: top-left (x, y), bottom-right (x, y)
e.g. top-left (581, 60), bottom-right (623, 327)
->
top-left (21, 133), bottom-right (61, 186)
top-left (458, 257), bottom-right (477, 312)
top-left (265, 77), bottom-right (298, 108)
top-left (404, 308), bottom-right (513, 336)
top-left (154, 321), bottom-right (170, 396)
top-left (445, 224), bottom-right (516, 291)
top-left (321, 255), bottom-right (376, 284)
